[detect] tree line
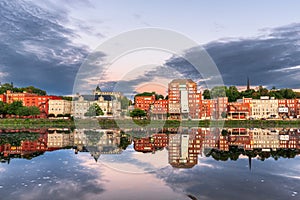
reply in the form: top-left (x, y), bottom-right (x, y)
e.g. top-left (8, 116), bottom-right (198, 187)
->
top-left (0, 101), bottom-right (40, 117)
top-left (0, 83), bottom-right (46, 96)
top-left (203, 86), bottom-right (300, 102)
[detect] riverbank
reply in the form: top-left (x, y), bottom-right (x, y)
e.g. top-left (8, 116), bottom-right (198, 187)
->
top-left (0, 118), bottom-right (300, 129)
top-left (0, 118), bottom-right (75, 129)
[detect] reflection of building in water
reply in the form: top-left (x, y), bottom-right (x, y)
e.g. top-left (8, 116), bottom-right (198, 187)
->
top-left (250, 128), bottom-right (279, 150)
top-left (47, 129), bottom-right (74, 149)
top-left (226, 128), bottom-right (252, 150)
top-left (0, 130), bottom-right (48, 163)
top-left (134, 134), bottom-right (168, 153)
top-left (168, 130), bottom-right (201, 168)
top-left (201, 128), bottom-right (219, 154)
top-left (73, 129), bottom-right (122, 162)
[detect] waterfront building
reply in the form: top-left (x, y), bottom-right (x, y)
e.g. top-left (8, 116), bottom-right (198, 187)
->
top-left (4, 90), bottom-right (61, 115)
top-left (249, 96), bottom-right (279, 119)
top-left (150, 99), bottom-right (168, 119)
top-left (168, 79), bottom-right (199, 119)
top-left (227, 102), bottom-right (251, 119)
top-left (134, 94), bottom-right (156, 111)
top-left (48, 99), bottom-right (72, 116)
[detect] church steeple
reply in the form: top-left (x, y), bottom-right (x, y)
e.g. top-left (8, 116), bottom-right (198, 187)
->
top-left (95, 85), bottom-right (101, 92)
top-left (247, 77), bottom-right (250, 90)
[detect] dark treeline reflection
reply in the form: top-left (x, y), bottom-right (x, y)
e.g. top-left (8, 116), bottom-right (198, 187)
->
top-left (0, 127), bottom-right (299, 168)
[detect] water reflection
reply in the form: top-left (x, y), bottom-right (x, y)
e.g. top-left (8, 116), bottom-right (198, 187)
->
top-left (0, 127), bottom-right (299, 199)
top-left (1, 127), bottom-right (299, 168)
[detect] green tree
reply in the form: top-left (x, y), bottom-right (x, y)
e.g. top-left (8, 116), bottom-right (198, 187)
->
top-left (226, 86), bottom-right (240, 102)
top-left (21, 86), bottom-right (46, 96)
top-left (130, 108), bottom-right (146, 119)
top-left (0, 83), bottom-right (14, 94)
top-left (280, 88), bottom-right (296, 99)
top-left (16, 107), bottom-right (30, 116)
top-left (0, 101), bottom-right (7, 117)
top-left (211, 86), bottom-right (227, 98)
top-left (6, 101), bottom-right (23, 115)
top-left (258, 85), bottom-right (269, 97)
top-left (240, 89), bottom-right (255, 98)
top-left (85, 103), bottom-right (104, 117)
top-left (202, 89), bottom-right (211, 99)
top-left (28, 106), bottom-right (40, 116)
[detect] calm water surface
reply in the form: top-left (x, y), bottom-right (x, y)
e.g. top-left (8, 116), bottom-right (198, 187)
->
top-left (0, 127), bottom-right (299, 200)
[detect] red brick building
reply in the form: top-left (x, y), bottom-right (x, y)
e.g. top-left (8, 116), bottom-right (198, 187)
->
top-left (151, 99), bottom-right (168, 119)
top-left (227, 102), bottom-right (251, 119)
top-left (200, 99), bottom-right (214, 119)
top-left (3, 90), bottom-right (61, 115)
top-left (134, 94), bottom-right (156, 112)
top-left (134, 138), bottom-right (155, 153)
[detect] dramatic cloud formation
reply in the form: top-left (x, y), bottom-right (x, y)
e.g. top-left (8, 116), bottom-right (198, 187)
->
top-left (206, 23), bottom-right (300, 89)
top-left (1, 0), bottom-right (300, 95)
top-left (0, 0), bottom-right (89, 95)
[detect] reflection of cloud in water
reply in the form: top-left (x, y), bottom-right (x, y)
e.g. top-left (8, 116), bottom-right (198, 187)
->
top-left (96, 144), bottom-right (169, 173)
top-left (155, 157), bottom-right (300, 200)
top-left (77, 153), bottom-right (190, 200)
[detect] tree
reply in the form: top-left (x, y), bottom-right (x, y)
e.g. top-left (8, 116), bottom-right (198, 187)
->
top-left (16, 107), bottom-right (30, 116)
top-left (258, 85), bottom-right (269, 97)
top-left (6, 101), bottom-right (23, 115)
top-left (120, 96), bottom-right (130, 110)
top-left (27, 106), bottom-right (40, 116)
top-left (130, 108), bottom-right (146, 119)
top-left (280, 88), bottom-right (296, 99)
top-left (211, 86), bottom-right (227, 98)
top-left (202, 89), bottom-right (211, 99)
top-left (0, 101), bottom-right (7, 117)
top-left (155, 94), bottom-right (164, 100)
top-left (240, 89), bottom-right (255, 98)
top-left (85, 103), bottom-right (104, 117)
top-left (226, 86), bottom-right (240, 102)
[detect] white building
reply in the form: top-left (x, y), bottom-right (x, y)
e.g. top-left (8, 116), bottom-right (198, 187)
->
top-left (48, 99), bottom-right (72, 116)
top-left (250, 96), bottom-right (279, 119)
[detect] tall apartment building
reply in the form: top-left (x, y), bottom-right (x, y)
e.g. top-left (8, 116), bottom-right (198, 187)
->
top-left (168, 79), bottom-right (200, 119)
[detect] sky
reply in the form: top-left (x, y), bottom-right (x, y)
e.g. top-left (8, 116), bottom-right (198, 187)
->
top-left (1, 0), bottom-right (300, 95)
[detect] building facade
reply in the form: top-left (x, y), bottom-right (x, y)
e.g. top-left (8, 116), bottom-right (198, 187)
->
top-left (48, 99), bottom-right (72, 116)
top-left (168, 79), bottom-right (198, 119)
top-left (250, 96), bottom-right (279, 119)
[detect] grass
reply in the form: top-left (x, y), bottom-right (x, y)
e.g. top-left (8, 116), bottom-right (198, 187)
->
top-left (1, 118), bottom-right (299, 129)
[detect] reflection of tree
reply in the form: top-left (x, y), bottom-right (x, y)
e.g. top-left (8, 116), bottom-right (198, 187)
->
top-left (0, 132), bottom-right (40, 146)
top-left (118, 134), bottom-right (131, 150)
top-left (207, 148), bottom-right (300, 162)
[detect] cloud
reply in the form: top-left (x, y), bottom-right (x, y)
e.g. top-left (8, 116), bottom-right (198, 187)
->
top-left (100, 23), bottom-right (300, 94)
top-left (205, 23), bottom-right (300, 89)
top-left (0, 0), bottom-right (90, 95)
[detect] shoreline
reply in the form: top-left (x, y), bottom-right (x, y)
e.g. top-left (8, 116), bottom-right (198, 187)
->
top-left (0, 118), bottom-right (300, 129)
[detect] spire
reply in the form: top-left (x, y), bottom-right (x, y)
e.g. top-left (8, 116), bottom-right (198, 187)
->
top-left (247, 77), bottom-right (250, 90)
top-left (248, 155), bottom-right (252, 171)
top-left (95, 85), bottom-right (101, 92)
